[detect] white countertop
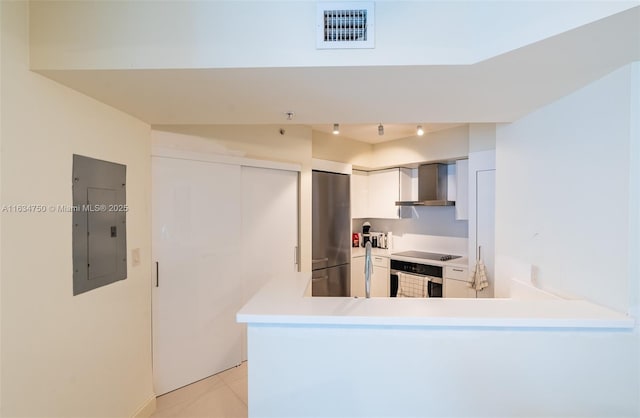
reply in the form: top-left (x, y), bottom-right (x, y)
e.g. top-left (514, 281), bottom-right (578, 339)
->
top-left (237, 272), bottom-right (634, 329)
top-left (351, 247), bottom-right (391, 258)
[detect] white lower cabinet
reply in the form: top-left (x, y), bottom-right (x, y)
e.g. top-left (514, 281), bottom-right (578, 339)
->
top-left (372, 256), bottom-right (390, 297)
top-left (443, 266), bottom-right (476, 298)
top-left (351, 257), bottom-right (365, 297)
top-left (351, 255), bottom-right (390, 297)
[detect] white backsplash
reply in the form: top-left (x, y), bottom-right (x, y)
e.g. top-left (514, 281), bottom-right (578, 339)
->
top-left (353, 206), bottom-right (468, 256)
top-left (391, 233), bottom-right (468, 257)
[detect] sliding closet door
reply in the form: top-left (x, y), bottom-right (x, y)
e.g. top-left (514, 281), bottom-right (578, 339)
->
top-left (240, 166), bottom-right (299, 360)
top-left (152, 157), bottom-right (243, 395)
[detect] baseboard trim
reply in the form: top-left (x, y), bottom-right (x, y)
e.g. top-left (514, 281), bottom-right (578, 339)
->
top-left (132, 394), bottom-right (157, 418)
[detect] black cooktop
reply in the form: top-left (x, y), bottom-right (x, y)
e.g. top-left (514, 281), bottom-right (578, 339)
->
top-left (391, 250), bottom-right (462, 262)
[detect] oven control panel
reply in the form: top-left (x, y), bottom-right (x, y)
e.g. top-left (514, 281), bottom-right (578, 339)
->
top-left (390, 259), bottom-right (443, 278)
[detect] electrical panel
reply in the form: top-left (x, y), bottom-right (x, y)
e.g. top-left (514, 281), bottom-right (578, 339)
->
top-left (72, 154), bottom-right (127, 295)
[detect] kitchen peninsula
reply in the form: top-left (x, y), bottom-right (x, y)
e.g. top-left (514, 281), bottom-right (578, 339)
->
top-left (237, 273), bottom-right (635, 418)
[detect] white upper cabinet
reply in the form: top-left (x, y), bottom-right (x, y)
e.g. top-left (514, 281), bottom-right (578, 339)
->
top-left (351, 170), bottom-right (369, 219)
top-left (352, 168), bottom-right (412, 219)
top-left (368, 169), bottom-right (403, 219)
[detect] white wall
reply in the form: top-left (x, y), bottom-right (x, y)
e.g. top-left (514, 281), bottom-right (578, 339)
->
top-left (469, 123), bottom-right (496, 152)
top-left (354, 210), bottom-right (469, 258)
top-left (1, 2), bottom-right (154, 416)
top-left (630, 63), bottom-right (640, 393)
top-left (313, 124), bottom-right (469, 170)
top-left (312, 130), bottom-right (373, 169)
top-left (359, 207), bottom-right (468, 239)
top-left (29, 1), bottom-right (636, 69)
top-left (0, 1), bottom-right (3, 411)
top-left (495, 62), bottom-right (638, 313)
top-left (630, 62), bottom-right (640, 322)
top-left (371, 125), bottom-right (469, 168)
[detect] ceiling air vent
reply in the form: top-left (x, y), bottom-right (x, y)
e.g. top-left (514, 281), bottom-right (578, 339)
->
top-left (317, 2), bottom-right (375, 49)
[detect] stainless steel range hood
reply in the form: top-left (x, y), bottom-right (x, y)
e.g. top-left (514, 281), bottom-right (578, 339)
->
top-left (395, 163), bottom-right (455, 206)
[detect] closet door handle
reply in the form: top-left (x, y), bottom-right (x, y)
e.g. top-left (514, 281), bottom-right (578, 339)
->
top-left (156, 261), bottom-right (159, 287)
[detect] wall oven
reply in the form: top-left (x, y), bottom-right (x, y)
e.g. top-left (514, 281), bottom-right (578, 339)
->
top-left (390, 259), bottom-right (443, 298)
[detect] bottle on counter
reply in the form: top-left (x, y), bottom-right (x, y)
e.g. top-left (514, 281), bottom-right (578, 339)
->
top-left (379, 233), bottom-right (387, 249)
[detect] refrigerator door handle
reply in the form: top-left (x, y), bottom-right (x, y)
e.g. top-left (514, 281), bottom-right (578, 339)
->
top-left (312, 258), bottom-right (329, 263)
top-left (312, 276), bottom-right (329, 281)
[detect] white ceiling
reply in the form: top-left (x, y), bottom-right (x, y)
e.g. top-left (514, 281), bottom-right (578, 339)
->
top-left (310, 123), bottom-right (465, 143)
top-left (35, 7), bottom-right (639, 144)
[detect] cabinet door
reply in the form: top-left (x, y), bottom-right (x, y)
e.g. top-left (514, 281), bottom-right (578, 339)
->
top-left (368, 169), bottom-right (400, 219)
top-left (444, 279), bottom-right (476, 298)
top-left (372, 264), bottom-right (390, 297)
top-left (351, 256), bottom-right (389, 297)
top-left (372, 256), bottom-right (389, 296)
top-left (350, 256), bottom-right (365, 297)
top-left (351, 170), bottom-right (369, 219)
top-left (152, 157), bottom-right (243, 395)
top-left (475, 169), bottom-right (496, 298)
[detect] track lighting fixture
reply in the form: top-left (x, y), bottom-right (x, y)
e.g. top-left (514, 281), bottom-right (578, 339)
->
top-left (378, 123), bottom-right (384, 136)
top-left (332, 123), bottom-right (340, 135)
top-left (416, 125), bottom-right (424, 136)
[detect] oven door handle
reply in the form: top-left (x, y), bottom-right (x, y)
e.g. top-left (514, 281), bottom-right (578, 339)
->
top-left (391, 271), bottom-right (443, 284)
top-left (428, 276), bottom-right (443, 285)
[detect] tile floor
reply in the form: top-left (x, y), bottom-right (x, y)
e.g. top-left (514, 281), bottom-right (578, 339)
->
top-left (151, 362), bottom-right (248, 418)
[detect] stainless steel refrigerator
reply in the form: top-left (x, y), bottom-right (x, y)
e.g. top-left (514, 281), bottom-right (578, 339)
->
top-left (312, 170), bottom-right (350, 296)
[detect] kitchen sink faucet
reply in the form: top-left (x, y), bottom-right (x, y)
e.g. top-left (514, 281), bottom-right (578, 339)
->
top-left (364, 241), bottom-right (373, 298)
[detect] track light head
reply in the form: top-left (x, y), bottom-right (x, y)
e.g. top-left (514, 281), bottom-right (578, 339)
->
top-left (416, 125), bottom-right (424, 136)
top-left (332, 123), bottom-right (340, 135)
top-left (378, 123), bottom-right (384, 136)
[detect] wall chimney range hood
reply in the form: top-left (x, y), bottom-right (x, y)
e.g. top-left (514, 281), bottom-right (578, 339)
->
top-left (396, 164), bottom-right (455, 206)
